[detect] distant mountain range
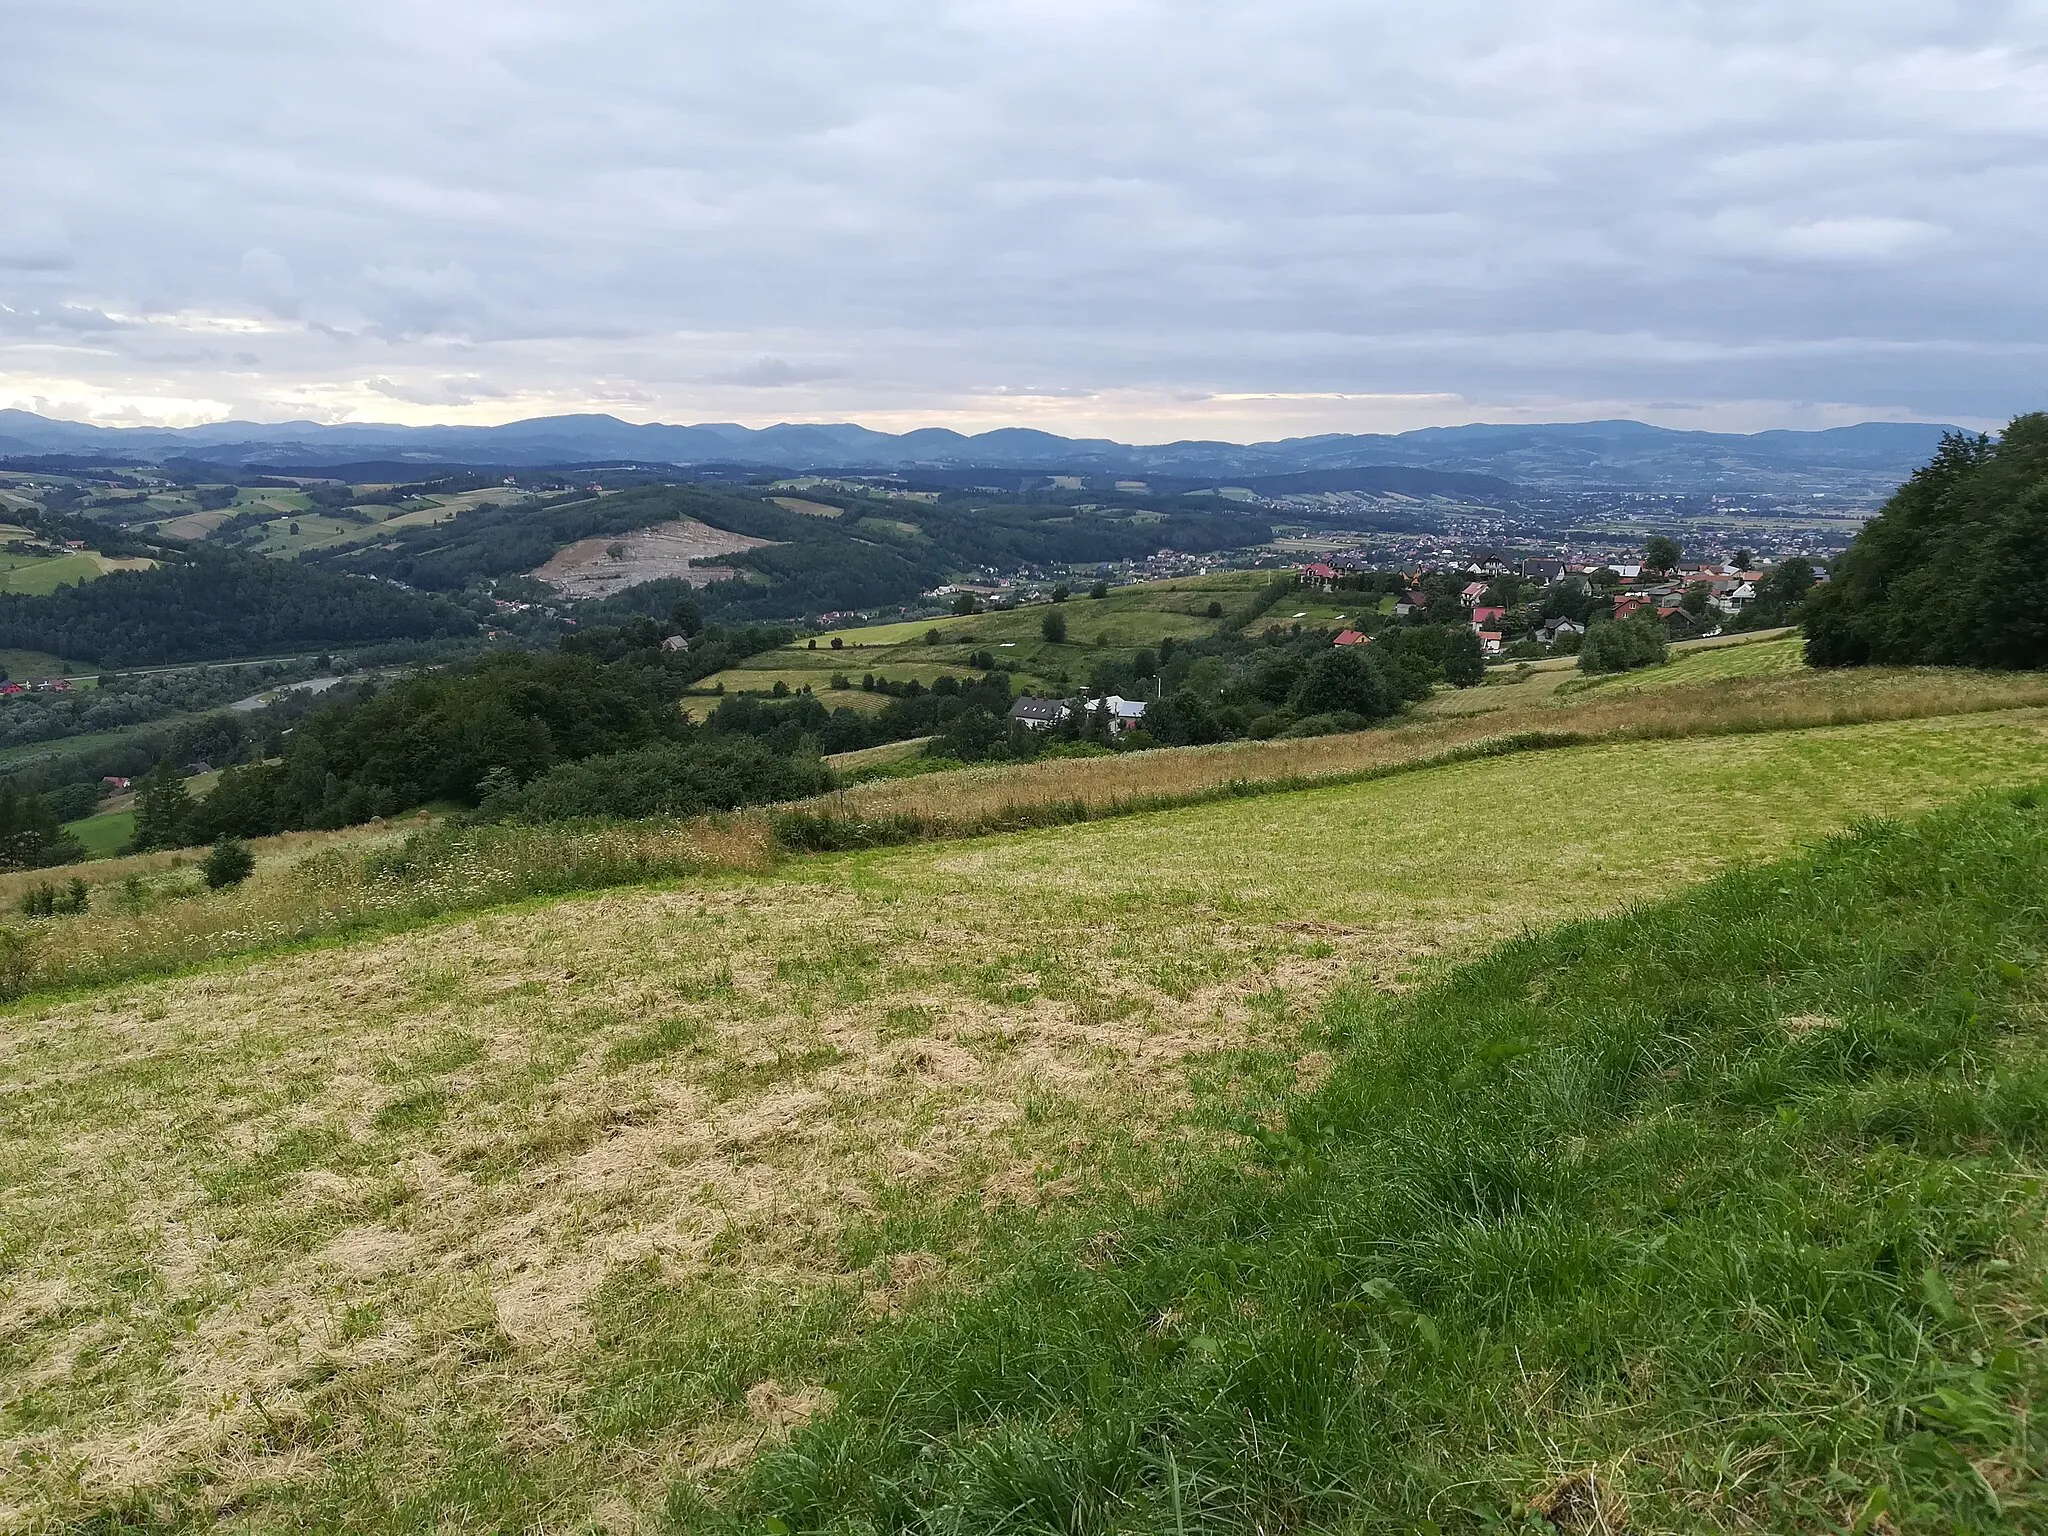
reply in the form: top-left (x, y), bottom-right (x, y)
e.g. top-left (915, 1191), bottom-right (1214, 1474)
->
top-left (0, 409), bottom-right (1962, 493)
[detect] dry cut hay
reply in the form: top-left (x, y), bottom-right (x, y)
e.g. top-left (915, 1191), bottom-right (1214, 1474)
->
top-left (794, 665), bottom-right (2048, 841)
top-left (7, 708), bottom-right (2048, 1526)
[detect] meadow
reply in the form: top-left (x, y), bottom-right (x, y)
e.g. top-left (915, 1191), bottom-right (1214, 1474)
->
top-left (0, 549), bottom-right (154, 597)
top-left (6, 696), bottom-right (2048, 1530)
top-left (3, 663), bottom-right (2044, 1007)
top-left (729, 780), bottom-right (2048, 1533)
top-left (792, 662), bottom-right (2048, 845)
top-left (0, 648), bottom-right (86, 682)
top-left (1414, 627), bottom-right (1802, 717)
top-left (701, 571), bottom-right (1283, 700)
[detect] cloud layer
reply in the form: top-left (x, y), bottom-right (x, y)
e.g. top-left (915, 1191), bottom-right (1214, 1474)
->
top-left (3, 1), bottom-right (2044, 438)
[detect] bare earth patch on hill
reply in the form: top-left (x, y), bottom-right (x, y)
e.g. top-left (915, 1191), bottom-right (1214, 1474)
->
top-left (6, 711), bottom-right (2048, 1527)
top-left (532, 518), bottom-right (779, 600)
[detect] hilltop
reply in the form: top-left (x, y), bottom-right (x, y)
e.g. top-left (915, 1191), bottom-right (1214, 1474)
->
top-left (5, 427), bottom-right (2048, 1529)
top-left (4, 654), bottom-right (2048, 1529)
top-left (0, 408), bottom-right (1957, 492)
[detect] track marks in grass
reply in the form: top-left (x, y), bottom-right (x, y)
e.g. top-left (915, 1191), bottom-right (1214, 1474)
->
top-left (8, 712), bottom-right (2048, 1527)
top-left (721, 787), bottom-right (2048, 1533)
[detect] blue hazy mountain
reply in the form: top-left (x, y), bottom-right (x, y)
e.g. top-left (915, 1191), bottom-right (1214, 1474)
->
top-left (0, 408), bottom-right (1961, 490)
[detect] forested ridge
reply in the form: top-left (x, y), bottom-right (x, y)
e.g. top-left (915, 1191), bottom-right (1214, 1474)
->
top-left (0, 555), bottom-right (475, 665)
top-left (318, 483), bottom-right (1272, 617)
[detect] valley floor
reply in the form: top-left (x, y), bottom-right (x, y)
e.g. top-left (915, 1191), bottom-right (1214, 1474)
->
top-left (7, 702), bottom-right (2048, 1528)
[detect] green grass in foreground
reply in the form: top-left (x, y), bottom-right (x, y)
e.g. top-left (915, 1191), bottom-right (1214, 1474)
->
top-left (712, 786), bottom-right (2048, 1533)
top-left (13, 715), bottom-right (2048, 1530)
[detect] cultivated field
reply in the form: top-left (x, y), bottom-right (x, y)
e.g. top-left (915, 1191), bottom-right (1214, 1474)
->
top-left (534, 519), bottom-right (779, 600)
top-left (0, 548), bottom-right (154, 596)
top-left (6, 697), bottom-right (2048, 1528)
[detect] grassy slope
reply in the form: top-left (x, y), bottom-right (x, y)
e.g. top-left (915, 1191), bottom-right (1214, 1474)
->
top-left (702, 571), bottom-right (1277, 700)
top-left (6, 711), bottom-right (2048, 1528)
top-left (0, 550), bottom-right (156, 597)
top-left (1419, 630), bottom-right (1804, 718)
top-left (62, 808), bottom-right (133, 858)
top-left (728, 786), bottom-right (2048, 1534)
top-left (0, 648), bottom-right (89, 682)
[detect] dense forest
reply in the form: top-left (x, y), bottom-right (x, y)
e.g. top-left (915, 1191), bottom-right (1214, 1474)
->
top-left (1806, 413), bottom-right (2048, 669)
top-left (317, 483), bottom-right (1272, 618)
top-left (0, 555), bottom-right (476, 665)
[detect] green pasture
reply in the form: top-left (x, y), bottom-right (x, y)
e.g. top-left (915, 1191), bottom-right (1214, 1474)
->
top-left (1420, 628), bottom-right (1805, 718)
top-left (6, 704), bottom-right (2048, 1529)
top-left (710, 571), bottom-right (1281, 698)
top-left (62, 808), bottom-right (134, 858)
top-left (733, 783), bottom-right (2048, 1531)
top-left (1252, 595), bottom-right (1376, 632)
top-left (0, 647), bottom-right (89, 681)
top-left (0, 551), bottom-right (115, 596)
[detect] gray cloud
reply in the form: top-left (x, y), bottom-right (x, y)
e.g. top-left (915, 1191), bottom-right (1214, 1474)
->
top-left (703, 357), bottom-right (848, 387)
top-left (365, 374), bottom-right (509, 406)
top-left (1, 1), bottom-right (2045, 437)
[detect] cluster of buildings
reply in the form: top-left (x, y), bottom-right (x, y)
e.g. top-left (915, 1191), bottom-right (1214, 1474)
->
top-left (1007, 693), bottom-right (1149, 734)
top-left (1302, 551), bottom-right (1820, 658)
top-left (0, 676), bottom-right (74, 696)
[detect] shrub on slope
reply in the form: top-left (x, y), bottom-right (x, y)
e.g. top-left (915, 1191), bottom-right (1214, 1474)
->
top-left (1807, 412), bottom-right (2048, 669)
top-left (477, 736), bottom-right (832, 822)
top-left (713, 786), bottom-right (2048, 1532)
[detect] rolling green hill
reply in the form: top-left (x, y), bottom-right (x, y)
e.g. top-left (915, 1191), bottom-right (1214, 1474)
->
top-left (702, 570), bottom-right (1287, 699)
top-left (4, 680), bottom-right (2047, 1530)
top-left (731, 784), bottom-right (2048, 1532)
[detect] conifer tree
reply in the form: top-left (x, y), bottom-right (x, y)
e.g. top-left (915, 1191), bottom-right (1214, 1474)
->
top-left (128, 760), bottom-right (195, 852)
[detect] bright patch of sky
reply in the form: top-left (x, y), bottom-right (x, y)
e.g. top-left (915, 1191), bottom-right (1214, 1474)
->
top-left (2, 1), bottom-right (2044, 439)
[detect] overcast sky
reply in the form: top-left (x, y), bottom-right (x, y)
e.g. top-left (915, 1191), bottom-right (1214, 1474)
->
top-left (2, 1), bottom-right (2044, 441)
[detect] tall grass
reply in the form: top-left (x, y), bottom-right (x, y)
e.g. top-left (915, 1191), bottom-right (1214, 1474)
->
top-left (708, 784), bottom-right (2048, 1532)
top-left (0, 816), bottom-right (772, 1000)
top-left (7, 665), bottom-right (2044, 1003)
top-left (778, 665), bottom-right (2048, 848)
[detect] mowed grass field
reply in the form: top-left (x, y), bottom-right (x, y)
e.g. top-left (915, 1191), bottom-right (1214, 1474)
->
top-left (7, 705), bottom-right (2048, 1528)
top-left (701, 571), bottom-right (1281, 699)
top-left (0, 549), bottom-right (154, 596)
top-left (1418, 628), bottom-right (1804, 717)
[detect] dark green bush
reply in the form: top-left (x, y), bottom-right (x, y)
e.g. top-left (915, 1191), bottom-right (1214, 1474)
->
top-left (478, 737), bottom-right (831, 823)
top-left (1578, 614), bottom-right (1669, 674)
top-left (200, 837), bottom-right (256, 889)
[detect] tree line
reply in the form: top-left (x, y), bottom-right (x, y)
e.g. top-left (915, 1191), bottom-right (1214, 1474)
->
top-left (0, 555), bottom-right (476, 666)
top-left (1806, 414), bottom-right (2048, 670)
top-left (124, 614), bottom-right (813, 848)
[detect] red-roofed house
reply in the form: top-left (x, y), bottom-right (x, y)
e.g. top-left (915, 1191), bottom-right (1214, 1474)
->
top-left (1477, 631), bottom-right (1504, 656)
top-left (1302, 562), bottom-right (1339, 592)
top-left (1613, 594), bottom-right (1654, 620)
top-left (1333, 629), bottom-right (1369, 647)
top-left (1471, 605), bottom-right (1507, 626)
top-left (1460, 581), bottom-right (1487, 606)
